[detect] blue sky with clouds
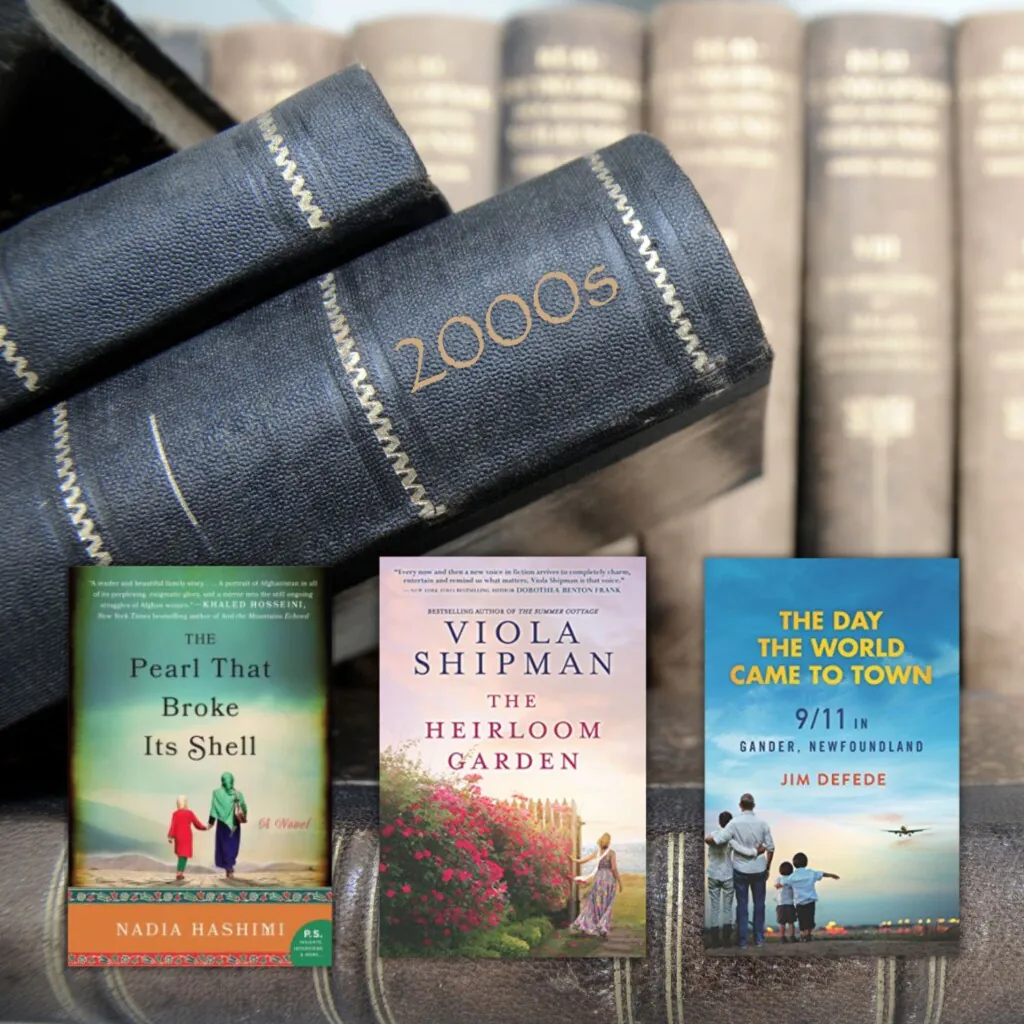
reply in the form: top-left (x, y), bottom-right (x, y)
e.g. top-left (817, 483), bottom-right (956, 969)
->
top-left (704, 559), bottom-right (960, 927)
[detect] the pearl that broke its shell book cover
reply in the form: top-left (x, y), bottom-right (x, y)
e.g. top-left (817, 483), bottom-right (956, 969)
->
top-left (703, 558), bottom-right (960, 958)
top-left (67, 566), bottom-right (332, 967)
top-left (378, 556), bottom-right (647, 959)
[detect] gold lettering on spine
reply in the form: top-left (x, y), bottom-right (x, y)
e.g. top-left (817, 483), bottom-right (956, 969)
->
top-left (961, 45), bottom-right (1024, 177)
top-left (394, 263), bottom-right (621, 394)
top-left (437, 316), bottom-right (485, 369)
top-left (820, 230), bottom-right (940, 378)
top-left (486, 294), bottom-right (532, 346)
top-left (650, 35), bottom-right (798, 173)
top-left (504, 42), bottom-right (642, 180)
top-left (257, 112), bottom-right (331, 231)
top-left (52, 402), bottom-right (112, 565)
top-left (587, 153), bottom-right (708, 372)
top-left (0, 324), bottom-right (39, 392)
top-left (376, 54), bottom-right (494, 192)
top-left (583, 265), bottom-right (618, 307)
top-left (811, 41), bottom-right (947, 377)
top-left (805, 27), bottom-right (955, 556)
top-left (394, 337), bottom-right (447, 393)
top-left (650, 32), bottom-right (798, 317)
top-left (808, 46), bottom-right (949, 179)
top-left (533, 271), bottom-right (580, 325)
top-left (318, 274), bottom-right (446, 519)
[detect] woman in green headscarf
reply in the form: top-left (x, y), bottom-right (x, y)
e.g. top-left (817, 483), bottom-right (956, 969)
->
top-left (208, 771), bottom-right (248, 878)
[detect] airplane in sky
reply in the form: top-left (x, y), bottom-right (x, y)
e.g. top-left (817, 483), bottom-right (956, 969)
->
top-left (882, 825), bottom-right (929, 837)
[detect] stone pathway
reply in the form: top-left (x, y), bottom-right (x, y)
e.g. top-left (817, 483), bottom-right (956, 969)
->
top-left (600, 926), bottom-right (642, 955)
top-left (534, 925), bottom-right (644, 957)
top-left (74, 869), bottom-right (317, 889)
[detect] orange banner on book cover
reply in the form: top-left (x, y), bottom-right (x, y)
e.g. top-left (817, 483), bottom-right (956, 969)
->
top-left (68, 902), bottom-right (330, 955)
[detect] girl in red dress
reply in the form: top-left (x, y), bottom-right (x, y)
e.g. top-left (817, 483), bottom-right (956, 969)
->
top-left (167, 795), bottom-right (209, 881)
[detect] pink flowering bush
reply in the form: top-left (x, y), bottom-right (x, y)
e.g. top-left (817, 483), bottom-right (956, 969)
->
top-left (379, 746), bottom-right (572, 955)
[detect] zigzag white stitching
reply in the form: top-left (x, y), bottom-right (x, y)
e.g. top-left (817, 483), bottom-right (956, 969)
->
top-left (257, 112), bottom-right (331, 231)
top-left (318, 274), bottom-right (447, 520)
top-left (52, 402), bottom-right (112, 565)
top-left (0, 324), bottom-right (39, 392)
top-left (587, 153), bottom-right (710, 374)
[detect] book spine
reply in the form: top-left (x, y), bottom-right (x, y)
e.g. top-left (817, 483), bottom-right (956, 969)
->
top-left (208, 23), bottom-right (349, 122)
top-left (801, 15), bottom-right (956, 556)
top-left (0, 67), bottom-right (450, 423)
top-left (0, 134), bottom-right (771, 733)
top-left (957, 13), bottom-right (1024, 691)
top-left (0, 775), bottom-right (1015, 1022)
top-left (350, 16), bottom-right (502, 212)
top-left (140, 21), bottom-right (210, 89)
top-left (499, 4), bottom-right (645, 188)
top-left (641, 0), bottom-right (804, 694)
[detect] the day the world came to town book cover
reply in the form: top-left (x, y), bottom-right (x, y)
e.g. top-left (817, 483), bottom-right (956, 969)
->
top-left (67, 566), bottom-right (332, 967)
top-left (378, 556), bottom-right (647, 959)
top-left (703, 558), bottom-right (959, 957)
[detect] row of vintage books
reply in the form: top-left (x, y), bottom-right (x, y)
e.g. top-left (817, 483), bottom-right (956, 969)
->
top-left (144, 1), bottom-right (1024, 697)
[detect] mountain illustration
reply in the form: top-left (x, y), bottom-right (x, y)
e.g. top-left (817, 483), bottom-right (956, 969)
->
top-left (83, 853), bottom-right (218, 874)
top-left (82, 853), bottom-right (317, 874)
top-left (76, 800), bottom-right (172, 858)
top-left (76, 801), bottom-right (320, 873)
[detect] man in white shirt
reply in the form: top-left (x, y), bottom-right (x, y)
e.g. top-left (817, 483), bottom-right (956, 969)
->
top-left (705, 793), bottom-right (775, 948)
top-left (705, 810), bottom-right (759, 947)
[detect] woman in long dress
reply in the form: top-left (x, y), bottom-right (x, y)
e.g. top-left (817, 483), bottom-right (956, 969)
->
top-left (568, 832), bottom-right (623, 938)
top-left (207, 771), bottom-right (248, 878)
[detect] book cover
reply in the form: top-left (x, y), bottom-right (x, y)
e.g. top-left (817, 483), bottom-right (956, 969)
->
top-left (67, 566), bottom-right (332, 967)
top-left (703, 557), bottom-right (960, 956)
top-left (378, 556), bottom-right (647, 959)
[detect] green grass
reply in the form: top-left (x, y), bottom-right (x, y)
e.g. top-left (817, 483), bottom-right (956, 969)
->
top-left (532, 872), bottom-right (647, 958)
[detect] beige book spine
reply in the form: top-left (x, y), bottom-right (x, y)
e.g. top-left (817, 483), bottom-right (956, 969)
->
top-left (349, 16), bottom-right (501, 211)
top-left (801, 15), bottom-right (956, 556)
top-left (208, 23), bottom-right (349, 122)
top-left (499, 4), bottom-right (645, 189)
top-left (957, 13), bottom-right (1024, 691)
top-left (641, 1), bottom-right (805, 694)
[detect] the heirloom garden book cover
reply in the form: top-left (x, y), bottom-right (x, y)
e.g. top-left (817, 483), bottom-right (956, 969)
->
top-left (67, 566), bottom-right (332, 967)
top-left (703, 558), bottom-right (960, 957)
top-left (378, 556), bottom-right (647, 959)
